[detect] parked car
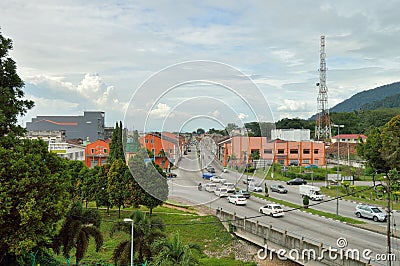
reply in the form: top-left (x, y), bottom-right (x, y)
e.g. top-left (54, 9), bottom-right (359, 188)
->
top-left (202, 172), bottom-right (214, 180)
top-left (221, 182), bottom-right (236, 193)
top-left (355, 204), bottom-right (387, 222)
top-left (259, 204), bottom-right (284, 217)
top-left (223, 167), bottom-right (228, 173)
top-left (210, 175), bottom-right (226, 183)
top-left (214, 187), bottom-right (228, 197)
top-left (286, 178), bottom-right (307, 185)
top-left (248, 183), bottom-right (262, 192)
top-left (243, 176), bottom-right (254, 184)
top-left (205, 183), bottom-right (217, 192)
top-left (270, 184), bottom-right (288, 193)
top-left (227, 195), bottom-right (247, 205)
top-left (234, 189), bottom-right (251, 199)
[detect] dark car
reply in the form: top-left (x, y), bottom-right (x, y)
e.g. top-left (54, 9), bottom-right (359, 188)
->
top-left (286, 178), bottom-right (307, 185)
top-left (234, 189), bottom-right (251, 199)
top-left (207, 167), bottom-right (216, 173)
top-left (270, 184), bottom-right (288, 193)
top-left (165, 172), bottom-right (177, 178)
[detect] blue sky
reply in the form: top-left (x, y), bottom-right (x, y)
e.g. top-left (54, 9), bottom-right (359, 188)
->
top-left (1, 1), bottom-right (400, 132)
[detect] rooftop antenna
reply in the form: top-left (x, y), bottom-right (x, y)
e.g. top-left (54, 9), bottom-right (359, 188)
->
top-left (315, 35), bottom-right (331, 141)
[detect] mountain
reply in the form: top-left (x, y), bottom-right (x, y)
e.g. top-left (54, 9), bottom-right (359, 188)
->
top-left (360, 93), bottom-right (400, 110)
top-left (330, 81), bottom-right (400, 113)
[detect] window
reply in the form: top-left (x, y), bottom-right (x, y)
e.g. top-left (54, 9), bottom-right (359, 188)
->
top-left (314, 159), bottom-right (319, 165)
top-left (277, 149), bottom-right (284, 154)
top-left (152, 148), bottom-right (155, 154)
top-left (264, 149), bottom-right (272, 154)
top-left (145, 139), bottom-right (148, 143)
top-left (290, 149), bottom-right (298, 154)
top-left (303, 160), bottom-right (310, 164)
top-left (169, 149), bottom-right (173, 154)
top-left (314, 149), bottom-right (319, 154)
top-left (303, 149), bottom-right (310, 154)
top-left (103, 148), bottom-right (108, 154)
top-left (150, 139), bottom-right (154, 143)
top-left (91, 148), bottom-right (94, 154)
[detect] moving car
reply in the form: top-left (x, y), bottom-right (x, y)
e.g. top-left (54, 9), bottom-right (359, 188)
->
top-left (165, 172), bottom-right (177, 178)
top-left (355, 204), bottom-right (387, 222)
top-left (202, 172), bottom-right (214, 180)
top-left (248, 183), bottom-right (262, 192)
top-left (227, 195), bottom-right (247, 205)
top-left (270, 184), bottom-right (288, 193)
top-left (286, 178), bottom-right (307, 185)
top-left (259, 204), bottom-right (284, 217)
top-left (223, 167), bottom-right (228, 173)
top-left (243, 176), bottom-right (254, 184)
top-left (207, 167), bottom-right (216, 173)
top-left (205, 183), bottom-right (217, 192)
top-left (234, 189), bottom-right (251, 199)
top-left (214, 187), bottom-right (228, 197)
top-left (221, 182), bottom-right (236, 193)
top-left (210, 175), bottom-right (226, 183)
top-left (299, 185), bottom-right (324, 200)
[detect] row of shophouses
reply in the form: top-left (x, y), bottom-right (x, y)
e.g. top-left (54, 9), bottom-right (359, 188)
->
top-left (23, 128), bottom-right (367, 170)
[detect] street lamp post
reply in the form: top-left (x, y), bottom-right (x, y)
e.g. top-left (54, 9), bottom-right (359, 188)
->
top-left (124, 218), bottom-right (134, 266)
top-left (333, 124), bottom-right (344, 217)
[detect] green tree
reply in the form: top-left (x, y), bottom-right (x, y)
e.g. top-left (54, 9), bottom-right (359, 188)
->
top-left (0, 30), bottom-right (34, 137)
top-left (52, 202), bottom-right (103, 265)
top-left (0, 136), bottom-right (69, 261)
top-left (80, 166), bottom-right (99, 208)
top-left (196, 128), bottom-right (205, 135)
top-left (380, 115), bottom-right (400, 169)
top-left (152, 233), bottom-right (200, 266)
top-left (109, 121), bottom-right (125, 163)
top-left (110, 210), bottom-right (165, 265)
top-left (108, 159), bottom-right (129, 218)
top-left (65, 160), bottom-right (86, 201)
top-left (95, 164), bottom-right (112, 212)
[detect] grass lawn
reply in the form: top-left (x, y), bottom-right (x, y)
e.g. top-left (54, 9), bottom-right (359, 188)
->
top-left (52, 205), bottom-right (257, 266)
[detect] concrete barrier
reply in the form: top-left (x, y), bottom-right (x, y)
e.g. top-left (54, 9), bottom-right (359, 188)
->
top-left (216, 208), bottom-right (372, 266)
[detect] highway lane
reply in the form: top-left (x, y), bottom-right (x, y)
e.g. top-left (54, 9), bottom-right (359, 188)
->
top-left (168, 146), bottom-right (400, 265)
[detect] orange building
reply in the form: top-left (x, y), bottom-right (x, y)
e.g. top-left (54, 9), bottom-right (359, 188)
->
top-left (85, 139), bottom-right (109, 168)
top-left (219, 136), bottom-right (326, 167)
top-left (139, 132), bottom-right (182, 170)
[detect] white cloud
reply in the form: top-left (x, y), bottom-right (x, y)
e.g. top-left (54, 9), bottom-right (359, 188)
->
top-left (149, 103), bottom-right (173, 119)
top-left (238, 113), bottom-right (248, 120)
top-left (277, 100), bottom-right (308, 112)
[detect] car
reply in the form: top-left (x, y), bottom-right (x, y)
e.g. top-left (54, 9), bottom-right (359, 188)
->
top-left (214, 187), bottom-right (228, 197)
top-left (202, 172), bottom-right (213, 180)
top-left (286, 178), bottom-right (307, 185)
top-left (223, 167), bottom-right (228, 173)
top-left (305, 164), bottom-right (318, 169)
top-left (165, 172), bottom-right (177, 178)
top-left (234, 189), bottom-right (251, 199)
top-left (355, 204), bottom-right (387, 222)
top-left (248, 183), bottom-right (262, 192)
top-left (221, 182), bottom-right (236, 193)
top-left (206, 166), bottom-right (216, 173)
top-left (205, 183), bottom-right (218, 192)
top-left (270, 184), bottom-right (288, 193)
top-left (210, 175), bottom-right (226, 183)
top-left (227, 195), bottom-right (247, 205)
top-left (259, 204), bottom-right (284, 217)
top-left (243, 176), bottom-right (254, 184)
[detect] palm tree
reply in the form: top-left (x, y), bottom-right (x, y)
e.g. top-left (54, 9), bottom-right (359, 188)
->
top-left (111, 210), bottom-right (165, 265)
top-left (52, 202), bottom-right (103, 266)
top-left (151, 232), bottom-right (201, 266)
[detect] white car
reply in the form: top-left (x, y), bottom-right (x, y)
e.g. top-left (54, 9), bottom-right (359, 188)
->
top-left (205, 183), bottom-right (217, 192)
top-left (227, 195), bottom-right (247, 205)
top-left (210, 175), bottom-right (226, 183)
top-left (248, 183), bottom-right (263, 192)
top-left (221, 182), bottom-right (236, 193)
top-left (214, 187), bottom-right (228, 197)
top-left (259, 204), bottom-right (284, 217)
top-left (243, 176), bottom-right (254, 184)
top-left (223, 167), bottom-right (228, 173)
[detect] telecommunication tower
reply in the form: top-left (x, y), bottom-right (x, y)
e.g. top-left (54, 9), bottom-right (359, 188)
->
top-left (315, 35), bottom-right (331, 140)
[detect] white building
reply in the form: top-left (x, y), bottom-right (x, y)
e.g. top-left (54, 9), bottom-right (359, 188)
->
top-left (271, 129), bottom-right (310, 141)
top-left (25, 130), bottom-right (66, 144)
top-left (48, 142), bottom-right (85, 161)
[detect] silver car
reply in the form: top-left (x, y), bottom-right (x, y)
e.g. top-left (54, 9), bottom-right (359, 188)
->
top-left (355, 205), bottom-right (387, 222)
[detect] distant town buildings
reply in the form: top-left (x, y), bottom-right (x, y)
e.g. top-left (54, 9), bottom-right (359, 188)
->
top-left (271, 129), bottom-right (310, 141)
top-left (331, 134), bottom-right (367, 144)
top-left (48, 142), bottom-right (85, 161)
top-left (24, 130), bottom-right (66, 144)
top-left (26, 111), bottom-right (105, 142)
top-left (84, 139), bottom-right (109, 168)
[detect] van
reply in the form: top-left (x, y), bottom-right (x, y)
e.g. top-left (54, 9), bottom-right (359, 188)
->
top-left (214, 187), bottom-right (228, 197)
top-left (205, 183), bottom-right (217, 192)
top-left (221, 182), bottom-right (235, 193)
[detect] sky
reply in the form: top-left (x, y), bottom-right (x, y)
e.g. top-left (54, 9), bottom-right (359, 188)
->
top-left (1, 0), bottom-right (400, 132)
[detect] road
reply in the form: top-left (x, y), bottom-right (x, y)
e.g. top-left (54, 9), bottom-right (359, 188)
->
top-left (167, 145), bottom-right (400, 265)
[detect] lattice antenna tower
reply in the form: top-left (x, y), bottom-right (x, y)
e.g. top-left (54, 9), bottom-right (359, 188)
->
top-left (315, 35), bottom-right (331, 140)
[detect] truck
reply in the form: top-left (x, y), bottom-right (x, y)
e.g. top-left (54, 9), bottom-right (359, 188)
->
top-left (299, 185), bottom-right (324, 201)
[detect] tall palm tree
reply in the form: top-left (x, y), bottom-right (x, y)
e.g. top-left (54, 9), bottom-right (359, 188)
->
top-left (52, 202), bottom-right (103, 266)
top-left (111, 210), bottom-right (165, 265)
top-left (151, 233), bottom-right (201, 266)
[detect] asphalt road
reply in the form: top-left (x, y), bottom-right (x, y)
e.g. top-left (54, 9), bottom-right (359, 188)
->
top-left (167, 145), bottom-right (400, 265)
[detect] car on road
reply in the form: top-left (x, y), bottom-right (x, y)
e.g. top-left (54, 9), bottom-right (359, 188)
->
top-left (207, 167), bottom-right (216, 173)
top-left (165, 172), bottom-right (177, 178)
top-left (205, 183), bottom-right (217, 192)
top-left (243, 176), bottom-right (254, 184)
top-left (248, 183), bottom-right (262, 192)
top-left (286, 178), bottom-right (307, 185)
top-left (234, 189), bottom-right (251, 199)
top-left (259, 204), bottom-right (284, 217)
top-left (214, 187), bottom-right (228, 197)
top-left (221, 182), bottom-right (236, 193)
top-left (355, 204), bottom-right (387, 222)
top-left (210, 175), bottom-right (226, 183)
top-left (227, 195), bottom-right (247, 205)
top-left (223, 167), bottom-right (228, 173)
top-left (270, 184), bottom-right (288, 193)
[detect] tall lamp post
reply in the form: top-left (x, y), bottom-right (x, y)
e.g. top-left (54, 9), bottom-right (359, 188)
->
top-left (333, 124), bottom-right (344, 217)
top-left (124, 218), bottom-right (134, 266)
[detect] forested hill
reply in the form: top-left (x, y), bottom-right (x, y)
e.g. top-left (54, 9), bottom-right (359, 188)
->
top-left (360, 93), bottom-right (400, 110)
top-left (330, 81), bottom-right (400, 112)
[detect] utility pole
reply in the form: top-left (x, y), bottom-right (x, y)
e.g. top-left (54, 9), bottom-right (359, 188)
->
top-left (386, 172), bottom-right (391, 266)
top-left (333, 124), bottom-right (344, 217)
